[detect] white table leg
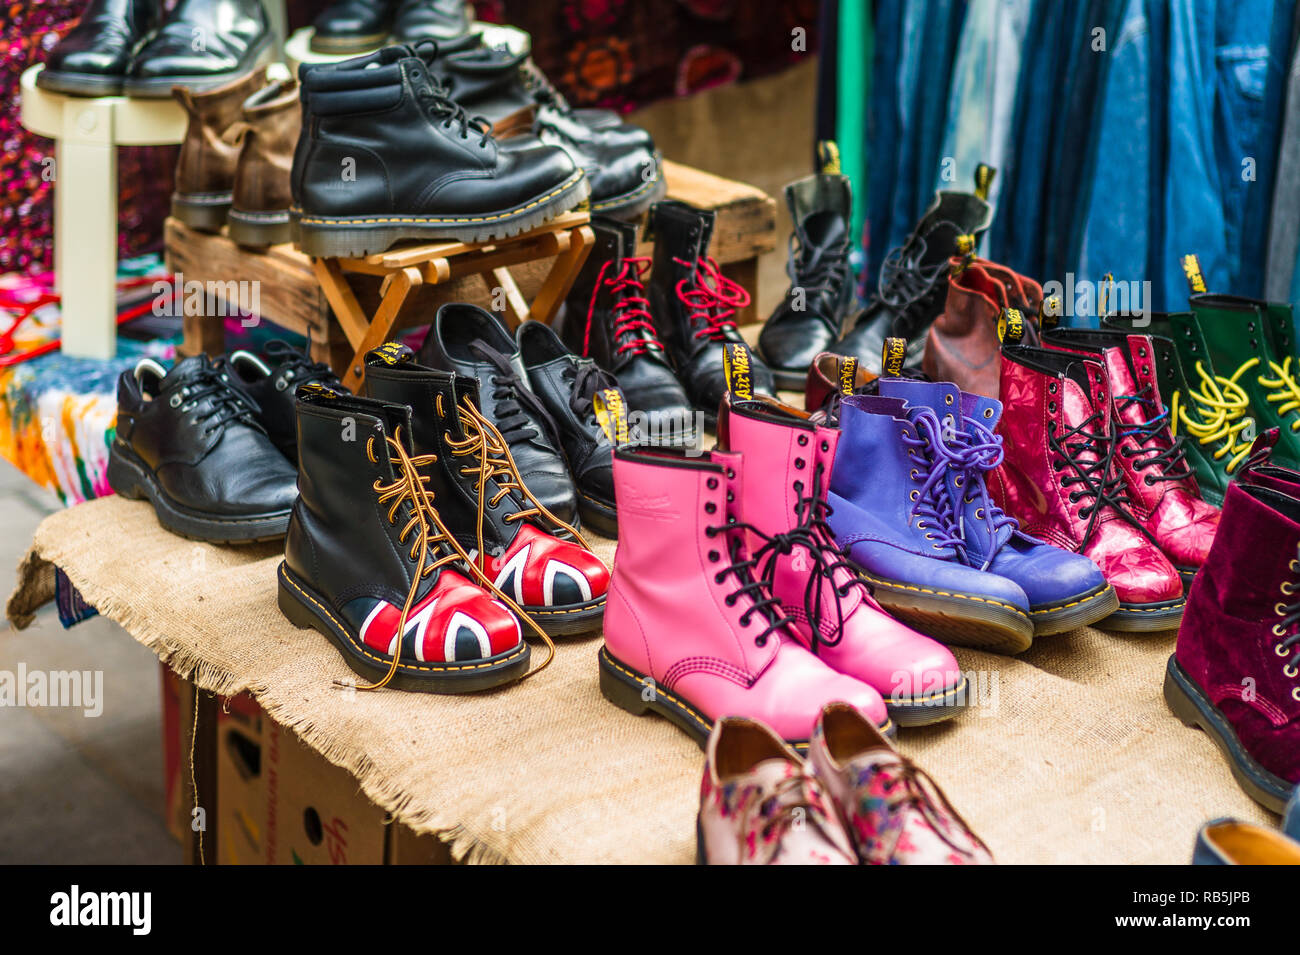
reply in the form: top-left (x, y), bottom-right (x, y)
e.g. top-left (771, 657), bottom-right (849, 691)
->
top-left (57, 98), bottom-right (119, 359)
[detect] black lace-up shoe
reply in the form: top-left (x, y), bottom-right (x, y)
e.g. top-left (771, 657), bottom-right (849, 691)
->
top-left (646, 200), bottom-right (775, 425)
top-left (517, 321), bottom-right (619, 537)
top-left (227, 339), bottom-right (347, 462)
top-left (759, 172), bottom-right (857, 388)
top-left (417, 303), bottom-right (578, 524)
top-left (108, 354), bottom-right (299, 542)
top-left (292, 46), bottom-right (588, 257)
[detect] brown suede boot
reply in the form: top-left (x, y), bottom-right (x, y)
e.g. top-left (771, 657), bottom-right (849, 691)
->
top-left (170, 67), bottom-right (268, 232)
top-left (922, 256), bottom-right (1043, 398)
top-left (226, 79), bottom-right (302, 249)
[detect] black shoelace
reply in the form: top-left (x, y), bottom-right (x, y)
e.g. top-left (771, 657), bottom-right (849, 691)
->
top-left (1048, 411), bottom-right (1133, 546)
top-left (564, 363), bottom-right (618, 424)
top-left (873, 227), bottom-right (953, 315)
top-left (179, 365), bottom-right (262, 436)
top-left (415, 73), bottom-right (491, 146)
top-left (467, 342), bottom-right (561, 448)
top-left (703, 523), bottom-right (798, 650)
top-left (787, 234), bottom-right (852, 304)
top-left (741, 463), bottom-right (868, 653)
top-left (263, 340), bottom-right (343, 393)
top-left (1113, 384), bottom-right (1194, 486)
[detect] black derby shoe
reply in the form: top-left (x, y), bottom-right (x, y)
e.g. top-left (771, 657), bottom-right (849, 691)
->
top-left (38, 0), bottom-right (162, 96)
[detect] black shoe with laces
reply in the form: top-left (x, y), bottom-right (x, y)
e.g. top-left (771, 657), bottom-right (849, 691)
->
top-left (517, 320), bottom-right (619, 537)
top-left (107, 354), bottom-right (299, 542)
top-left (292, 45), bottom-right (588, 257)
top-left (646, 200), bottom-right (776, 426)
top-left (835, 175), bottom-right (992, 374)
top-left (559, 216), bottom-right (695, 447)
top-left (758, 171), bottom-right (858, 389)
top-left (228, 339), bottom-right (347, 462)
top-left (417, 303), bottom-right (578, 525)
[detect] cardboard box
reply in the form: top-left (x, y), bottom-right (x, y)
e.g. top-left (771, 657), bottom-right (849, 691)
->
top-left (215, 691), bottom-right (267, 865)
top-left (160, 664), bottom-right (193, 844)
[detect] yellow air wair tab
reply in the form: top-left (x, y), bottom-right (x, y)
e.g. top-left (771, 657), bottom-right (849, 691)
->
top-left (882, 337), bottom-right (906, 377)
top-left (998, 308), bottom-right (1026, 345)
top-left (839, 356), bottom-right (859, 396)
top-left (592, 388), bottom-right (629, 445)
top-left (1182, 253), bottom-right (1207, 294)
top-left (817, 140), bottom-right (842, 175)
top-left (723, 343), bottom-right (753, 399)
top-left (1039, 295), bottom-right (1063, 330)
top-left (974, 163), bottom-right (996, 200)
top-left (371, 341), bottom-right (409, 364)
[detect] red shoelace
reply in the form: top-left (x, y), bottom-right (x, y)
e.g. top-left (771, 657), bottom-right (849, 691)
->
top-left (586, 256), bottom-right (660, 357)
top-left (674, 256), bottom-right (751, 342)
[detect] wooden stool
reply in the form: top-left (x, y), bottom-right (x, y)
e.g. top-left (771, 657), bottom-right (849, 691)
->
top-left (315, 211), bottom-right (593, 389)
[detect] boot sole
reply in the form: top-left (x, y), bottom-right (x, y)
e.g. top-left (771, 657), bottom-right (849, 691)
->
top-left (278, 563), bottom-right (532, 693)
top-left (1174, 565), bottom-right (1198, 589)
top-left (1097, 596), bottom-right (1184, 633)
top-left (121, 34), bottom-right (275, 98)
top-left (107, 443), bottom-right (290, 544)
top-left (853, 565), bottom-right (1034, 654)
top-left (523, 593), bottom-right (606, 637)
top-left (171, 193), bottom-right (232, 233)
top-left (598, 645), bottom-right (896, 752)
top-left (292, 171), bottom-right (590, 258)
top-left (1163, 655), bottom-right (1292, 813)
top-left (309, 31), bottom-right (390, 54)
top-left (589, 155), bottom-right (668, 220)
top-left (228, 208), bottom-right (292, 249)
top-left (35, 69), bottom-right (124, 96)
top-left (887, 674), bottom-right (970, 727)
top-left (576, 490), bottom-right (619, 539)
top-left (1029, 583), bottom-right (1120, 636)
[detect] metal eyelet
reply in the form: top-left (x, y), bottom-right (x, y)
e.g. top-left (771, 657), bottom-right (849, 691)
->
top-left (169, 393), bottom-right (182, 408)
top-left (964, 494), bottom-right (974, 504)
top-left (705, 502), bottom-right (717, 514)
top-left (910, 469), bottom-right (919, 479)
top-left (1291, 559), bottom-right (1300, 573)
top-left (1293, 687), bottom-right (1300, 701)
top-left (909, 490), bottom-right (919, 501)
top-left (797, 434), bottom-right (809, 446)
top-left (1282, 581), bottom-right (1297, 595)
top-left (1277, 602), bottom-right (1289, 615)
top-left (1277, 640), bottom-right (1290, 654)
top-left (726, 492), bottom-right (734, 502)
top-left (708, 550), bottom-right (720, 563)
top-left (1048, 383), bottom-right (1058, 394)
top-left (1048, 402), bottom-right (1057, 414)
top-left (794, 458), bottom-right (806, 470)
top-left (706, 477), bottom-right (718, 489)
top-left (275, 378), bottom-right (289, 391)
top-left (925, 533), bottom-right (936, 540)
top-left (975, 508), bottom-right (984, 519)
top-left (983, 408), bottom-right (993, 418)
top-left (793, 480), bottom-right (803, 493)
top-left (820, 441), bottom-right (829, 453)
top-left (954, 477), bottom-right (963, 487)
top-left (944, 394), bottom-right (954, 405)
top-left (727, 468), bottom-right (736, 479)
top-left (1285, 664), bottom-right (1299, 679)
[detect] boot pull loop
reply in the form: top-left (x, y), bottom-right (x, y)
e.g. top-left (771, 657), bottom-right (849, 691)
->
top-left (973, 163), bottom-right (996, 201)
top-left (221, 120), bottom-right (254, 148)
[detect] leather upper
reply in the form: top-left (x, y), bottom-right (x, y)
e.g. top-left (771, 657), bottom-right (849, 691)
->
top-left (313, 0), bottom-right (397, 40)
top-left (230, 78), bottom-right (301, 213)
top-left (43, 0), bottom-right (161, 78)
top-left (227, 339), bottom-right (343, 462)
top-left (172, 68), bottom-right (267, 199)
top-left (392, 0), bottom-right (471, 42)
top-left (130, 0), bottom-right (268, 80)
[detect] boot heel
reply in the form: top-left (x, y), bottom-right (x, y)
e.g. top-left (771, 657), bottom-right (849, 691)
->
top-left (1162, 656), bottom-right (1202, 728)
top-left (598, 649), bottom-right (652, 715)
top-left (277, 573), bottom-right (322, 632)
top-left (106, 450), bottom-right (147, 500)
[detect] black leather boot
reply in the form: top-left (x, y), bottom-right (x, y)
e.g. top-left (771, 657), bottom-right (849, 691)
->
top-left (646, 200), bottom-right (775, 426)
top-left (227, 340), bottom-right (346, 462)
top-left (278, 387), bottom-right (534, 693)
top-left (310, 0), bottom-right (397, 54)
top-left (107, 355), bottom-right (298, 542)
top-left (37, 0), bottom-right (162, 96)
top-left (559, 216), bottom-right (695, 446)
top-left (392, 0), bottom-right (472, 44)
top-left (421, 42), bottom-right (665, 219)
top-left (416, 303), bottom-right (577, 525)
top-left (124, 0), bottom-right (272, 98)
top-left (835, 179), bottom-right (992, 374)
top-left (516, 321), bottom-right (619, 537)
top-left (292, 46), bottom-right (587, 256)
top-left (758, 171), bottom-right (857, 389)
top-left (363, 343), bottom-right (611, 636)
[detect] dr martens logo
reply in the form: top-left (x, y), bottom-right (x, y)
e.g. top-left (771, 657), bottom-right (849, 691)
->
top-left (298, 381), bottom-right (346, 399)
top-left (838, 356), bottom-right (859, 396)
top-left (591, 387), bottom-right (629, 445)
top-left (371, 341), bottom-right (412, 365)
top-left (882, 337), bottom-right (906, 377)
top-left (997, 308), bottom-right (1026, 345)
top-left (1182, 253), bottom-right (1207, 295)
top-left (723, 344), bottom-right (753, 399)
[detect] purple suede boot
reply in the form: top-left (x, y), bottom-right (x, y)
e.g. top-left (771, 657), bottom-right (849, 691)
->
top-left (1164, 480), bottom-right (1300, 812)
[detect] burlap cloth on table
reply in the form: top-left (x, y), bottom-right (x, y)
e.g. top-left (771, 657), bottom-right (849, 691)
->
top-left (7, 495), bottom-right (1277, 863)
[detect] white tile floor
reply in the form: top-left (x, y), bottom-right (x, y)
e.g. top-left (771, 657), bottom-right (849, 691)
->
top-left (0, 460), bottom-right (180, 863)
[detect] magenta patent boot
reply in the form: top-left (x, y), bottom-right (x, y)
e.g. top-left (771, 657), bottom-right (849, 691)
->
top-left (599, 446), bottom-right (892, 751)
top-left (717, 396), bottom-right (968, 726)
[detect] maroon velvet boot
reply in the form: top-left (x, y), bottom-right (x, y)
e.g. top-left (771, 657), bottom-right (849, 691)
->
top-left (1164, 480), bottom-right (1300, 812)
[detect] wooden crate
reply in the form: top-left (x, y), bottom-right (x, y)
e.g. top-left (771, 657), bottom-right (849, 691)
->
top-left (169, 159), bottom-right (778, 367)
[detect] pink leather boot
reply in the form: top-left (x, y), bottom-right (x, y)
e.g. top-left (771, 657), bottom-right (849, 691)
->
top-left (717, 396), bottom-right (968, 727)
top-left (600, 446), bottom-right (892, 750)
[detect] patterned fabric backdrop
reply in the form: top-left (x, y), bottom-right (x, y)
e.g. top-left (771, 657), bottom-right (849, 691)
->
top-left (4, 0), bottom-right (816, 277)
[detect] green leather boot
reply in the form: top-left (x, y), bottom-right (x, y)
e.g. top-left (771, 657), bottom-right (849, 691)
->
top-left (1103, 311), bottom-right (1238, 505)
top-left (1188, 294), bottom-right (1300, 470)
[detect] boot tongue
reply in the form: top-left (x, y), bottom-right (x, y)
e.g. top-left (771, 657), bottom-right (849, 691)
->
top-left (164, 354), bottom-right (217, 385)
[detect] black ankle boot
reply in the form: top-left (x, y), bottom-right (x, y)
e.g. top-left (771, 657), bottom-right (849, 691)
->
top-left (124, 0), bottom-right (272, 97)
top-left (559, 216), bottom-right (694, 445)
top-left (646, 200), bottom-right (775, 425)
top-left (37, 0), bottom-right (162, 96)
top-left (227, 340), bottom-right (346, 462)
top-left (363, 343), bottom-right (611, 636)
top-left (292, 46), bottom-right (588, 256)
top-left (279, 387), bottom-right (534, 693)
top-left (835, 177), bottom-right (992, 374)
top-left (758, 172), bottom-right (857, 389)
top-left (310, 0), bottom-right (398, 54)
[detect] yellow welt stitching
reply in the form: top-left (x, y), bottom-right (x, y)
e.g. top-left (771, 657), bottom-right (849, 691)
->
top-left (299, 173), bottom-right (583, 226)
